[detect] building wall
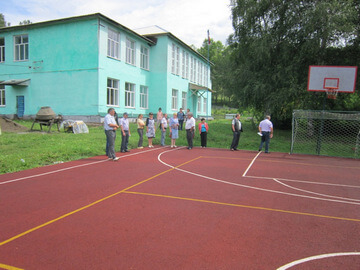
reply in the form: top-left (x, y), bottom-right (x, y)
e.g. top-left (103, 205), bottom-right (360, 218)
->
top-left (0, 17), bottom-right (100, 118)
top-left (0, 14), bottom-right (212, 121)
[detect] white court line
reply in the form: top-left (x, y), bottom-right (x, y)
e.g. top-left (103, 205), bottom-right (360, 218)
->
top-left (273, 178), bottom-right (360, 202)
top-left (242, 151), bottom-right (262, 177)
top-left (157, 150), bottom-right (360, 206)
top-left (244, 175), bottom-right (360, 189)
top-left (0, 147), bottom-right (167, 186)
top-left (277, 252), bottom-right (360, 270)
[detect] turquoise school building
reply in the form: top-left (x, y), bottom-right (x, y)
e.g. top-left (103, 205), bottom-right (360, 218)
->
top-left (0, 13), bottom-right (212, 122)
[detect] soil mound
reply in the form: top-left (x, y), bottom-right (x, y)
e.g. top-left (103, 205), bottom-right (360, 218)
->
top-left (0, 117), bottom-right (29, 133)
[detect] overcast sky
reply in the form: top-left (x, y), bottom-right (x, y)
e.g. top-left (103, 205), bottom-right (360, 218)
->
top-left (2, 0), bottom-right (234, 48)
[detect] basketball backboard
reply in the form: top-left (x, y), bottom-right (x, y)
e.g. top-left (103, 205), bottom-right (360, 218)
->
top-left (307, 66), bottom-right (358, 93)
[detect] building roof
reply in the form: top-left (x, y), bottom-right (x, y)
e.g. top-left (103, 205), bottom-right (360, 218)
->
top-left (134, 25), bottom-right (212, 65)
top-left (0, 13), bottom-right (155, 46)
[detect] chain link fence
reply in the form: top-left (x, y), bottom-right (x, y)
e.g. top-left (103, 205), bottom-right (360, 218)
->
top-left (291, 110), bottom-right (360, 158)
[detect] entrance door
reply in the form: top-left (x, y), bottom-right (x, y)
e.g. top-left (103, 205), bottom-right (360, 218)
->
top-left (16, 96), bottom-right (25, 118)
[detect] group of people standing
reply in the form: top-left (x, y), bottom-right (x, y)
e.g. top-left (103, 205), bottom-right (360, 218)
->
top-left (104, 107), bottom-right (273, 161)
top-left (104, 107), bottom-right (210, 160)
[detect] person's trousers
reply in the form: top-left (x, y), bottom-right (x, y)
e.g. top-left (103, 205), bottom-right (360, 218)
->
top-left (186, 129), bottom-right (194, 148)
top-left (121, 130), bottom-right (129, 151)
top-left (137, 128), bottom-right (143, 147)
top-left (259, 131), bottom-right (270, 153)
top-left (230, 131), bottom-right (240, 150)
top-left (161, 128), bottom-right (166, 146)
top-left (179, 120), bottom-right (184, 130)
top-left (105, 130), bottom-right (116, 159)
top-left (200, 131), bottom-right (207, 147)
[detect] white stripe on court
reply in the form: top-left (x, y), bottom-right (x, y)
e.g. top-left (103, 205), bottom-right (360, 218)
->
top-left (277, 252), bottom-right (360, 270)
top-left (157, 150), bottom-right (360, 206)
top-left (0, 147), bottom-right (167, 186)
top-left (242, 151), bottom-right (262, 177)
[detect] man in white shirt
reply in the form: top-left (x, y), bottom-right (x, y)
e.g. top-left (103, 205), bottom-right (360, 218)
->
top-left (104, 108), bottom-right (119, 160)
top-left (120, 112), bottom-right (131, 153)
top-left (258, 115), bottom-right (273, 153)
top-left (185, 113), bottom-right (195, 149)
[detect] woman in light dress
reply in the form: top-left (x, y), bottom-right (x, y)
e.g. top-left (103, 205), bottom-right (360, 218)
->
top-left (146, 112), bottom-right (156, 148)
top-left (169, 113), bottom-right (179, 148)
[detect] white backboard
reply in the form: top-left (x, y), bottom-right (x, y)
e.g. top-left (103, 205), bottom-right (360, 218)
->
top-left (307, 66), bottom-right (357, 93)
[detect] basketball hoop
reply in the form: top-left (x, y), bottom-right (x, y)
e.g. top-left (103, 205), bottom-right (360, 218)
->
top-left (325, 87), bottom-right (339, 100)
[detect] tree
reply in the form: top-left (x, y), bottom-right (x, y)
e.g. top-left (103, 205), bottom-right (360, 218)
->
top-left (229, 0), bottom-right (358, 126)
top-left (19, 20), bottom-right (32, 25)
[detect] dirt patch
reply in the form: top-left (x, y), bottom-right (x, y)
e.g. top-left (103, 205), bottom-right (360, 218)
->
top-left (0, 117), bottom-right (29, 133)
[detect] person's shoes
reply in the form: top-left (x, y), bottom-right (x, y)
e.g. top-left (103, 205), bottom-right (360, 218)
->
top-left (174, 145), bottom-right (177, 148)
top-left (121, 150), bottom-right (125, 153)
top-left (188, 147), bottom-right (192, 150)
top-left (258, 149), bottom-right (262, 152)
top-left (113, 157), bottom-right (120, 161)
top-left (125, 150), bottom-right (130, 152)
top-left (230, 148), bottom-right (234, 151)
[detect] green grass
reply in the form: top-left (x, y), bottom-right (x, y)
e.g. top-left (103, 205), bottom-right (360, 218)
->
top-left (0, 118), bottom-right (292, 174)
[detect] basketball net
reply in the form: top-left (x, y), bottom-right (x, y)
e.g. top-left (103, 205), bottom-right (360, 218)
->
top-left (325, 87), bottom-right (339, 100)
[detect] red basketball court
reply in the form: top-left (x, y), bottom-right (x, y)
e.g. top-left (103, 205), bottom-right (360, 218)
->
top-left (1, 147), bottom-right (359, 269)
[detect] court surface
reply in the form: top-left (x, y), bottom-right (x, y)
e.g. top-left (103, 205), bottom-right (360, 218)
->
top-left (1, 147), bottom-right (359, 269)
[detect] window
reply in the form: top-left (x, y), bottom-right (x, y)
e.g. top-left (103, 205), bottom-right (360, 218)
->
top-left (107, 29), bottom-right (120, 59)
top-left (126, 38), bottom-right (136, 65)
top-left (204, 65), bottom-right (209, 87)
top-left (172, 89), bottom-right (178, 110)
top-left (176, 46), bottom-right (180, 75)
top-left (140, 85), bottom-right (148, 109)
top-left (199, 62), bottom-right (203, 86)
top-left (194, 59), bottom-right (197, 84)
top-left (140, 46), bottom-right (149, 70)
top-left (125, 82), bottom-right (135, 108)
top-left (185, 52), bottom-right (189, 79)
top-left (0, 85), bottom-right (5, 106)
top-left (182, 50), bottom-right (185, 78)
top-left (190, 56), bottom-right (194, 82)
top-left (197, 96), bottom-right (201, 113)
top-left (203, 97), bottom-right (207, 113)
top-left (14, 34), bottom-right (28, 61)
top-left (182, 92), bottom-right (187, 110)
top-left (0, 38), bottom-right (4, 62)
top-left (107, 79), bottom-right (119, 106)
top-left (171, 43), bottom-right (180, 75)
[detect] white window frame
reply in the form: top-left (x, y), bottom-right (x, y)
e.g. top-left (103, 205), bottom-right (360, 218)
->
top-left (126, 38), bottom-right (136, 65)
top-left (203, 97), bottom-right (207, 113)
top-left (190, 56), bottom-right (194, 82)
top-left (140, 46), bottom-right (149, 70)
top-left (14, 34), bottom-right (28, 61)
top-left (125, 82), bottom-right (135, 108)
top-left (199, 62), bottom-right (203, 86)
top-left (140, 85), bottom-right (148, 109)
top-left (194, 59), bottom-right (197, 84)
top-left (107, 78), bottom-right (119, 106)
top-left (205, 65), bottom-right (209, 87)
top-left (0, 85), bottom-right (5, 106)
top-left (107, 29), bottom-right (120, 60)
top-left (182, 91), bottom-right (187, 110)
top-left (172, 89), bottom-right (178, 110)
top-left (185, 52), bottom-right (189, 80)
top-left (171, 43), bottom-right (175, 74)
top-left (176, 46), bottom-right (180, 75)
top-left (0, 38), bottom-right (4, 62)
top-left (197, 96), bottom-right (201, 113)
top-left (182, 49), bottom-right (185, 78)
